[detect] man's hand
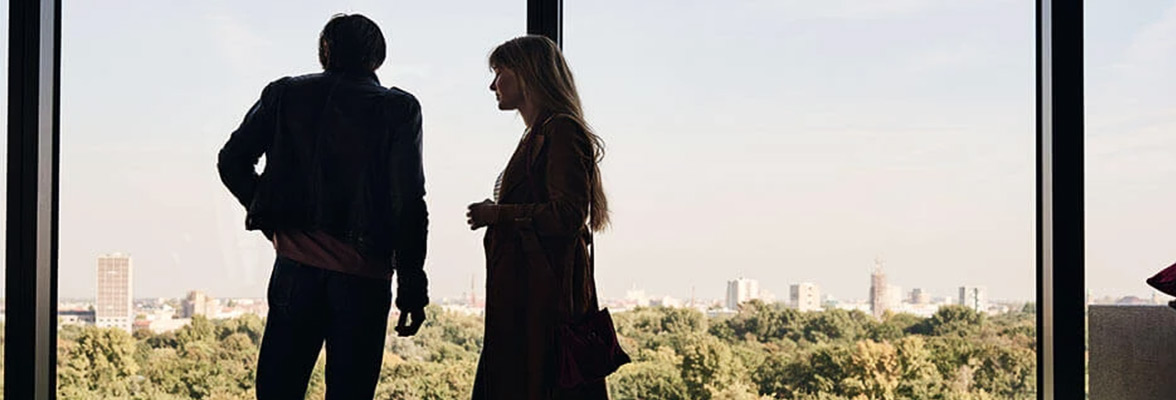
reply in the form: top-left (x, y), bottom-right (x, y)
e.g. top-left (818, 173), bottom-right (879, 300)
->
top-left (395, 308), bottom-right (426, 337)
top-left (467, 199), bottom-right (496, 230)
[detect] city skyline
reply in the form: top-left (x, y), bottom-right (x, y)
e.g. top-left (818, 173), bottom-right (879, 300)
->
top-left (52, 266), bottom-right (1038, 339)
top-left (56, 256), bottom-right (1036, 307)
top-left (54, 260), bottom-right (1157, 343)
top-left (52, 246), bottom-right (1056, 303)
top-left (0, 0), bottom-right (1168, 305)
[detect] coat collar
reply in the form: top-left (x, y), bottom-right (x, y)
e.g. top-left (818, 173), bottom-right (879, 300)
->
top-left (498, 111), bottom-right (558, 202)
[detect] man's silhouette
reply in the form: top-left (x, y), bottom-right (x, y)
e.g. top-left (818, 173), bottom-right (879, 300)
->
top-left (217, 13), bottom-right (428, 399)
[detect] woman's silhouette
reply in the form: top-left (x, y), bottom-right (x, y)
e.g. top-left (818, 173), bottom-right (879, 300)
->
top-left (466, 35), bottom-right (612, 400)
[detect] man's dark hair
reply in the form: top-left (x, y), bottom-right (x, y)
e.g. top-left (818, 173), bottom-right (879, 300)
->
top-left (319, 14), bottom-right (386, 73)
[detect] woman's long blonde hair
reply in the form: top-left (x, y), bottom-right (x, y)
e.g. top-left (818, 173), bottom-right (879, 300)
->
top-left (490, 35), bottom-right (610, 232)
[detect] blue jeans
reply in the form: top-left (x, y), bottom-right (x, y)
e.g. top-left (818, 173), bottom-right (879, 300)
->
top-left (255, 257), bottom-right (392, 399)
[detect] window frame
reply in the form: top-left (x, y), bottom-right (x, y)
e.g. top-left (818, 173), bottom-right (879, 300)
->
top-left (4, 0), bottom-right (1086, 398)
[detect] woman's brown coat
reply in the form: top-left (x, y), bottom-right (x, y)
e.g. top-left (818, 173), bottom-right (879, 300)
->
top-left (470, 113), bottom-right (608, 400)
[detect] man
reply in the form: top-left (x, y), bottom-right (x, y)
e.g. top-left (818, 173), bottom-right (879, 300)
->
top-left (217, 14), bottom-right (428, 399)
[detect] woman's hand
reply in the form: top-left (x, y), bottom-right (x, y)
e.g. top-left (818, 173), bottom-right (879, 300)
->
top-left (467, 199), bottom-right (497, 230)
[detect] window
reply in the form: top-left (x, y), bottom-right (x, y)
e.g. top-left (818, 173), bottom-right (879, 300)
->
top-left (57, 2), bottom-right (522, 398)
top-left (1084, 1), bottom-right (1176, 305)
top-left (566, 1), bottom-right (1037, 398)
top-left (7, 0), bottom-right (1085, 398)
top-left (1085, 1), bottom-right (1176, 398)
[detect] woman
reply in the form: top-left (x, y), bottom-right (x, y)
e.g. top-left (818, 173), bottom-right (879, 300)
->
top-left (466, 35), bottom-right (611, 400)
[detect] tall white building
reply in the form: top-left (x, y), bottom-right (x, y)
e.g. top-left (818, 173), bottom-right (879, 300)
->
top-left (869, 260), bottom-right (889, 319)
top-left (726, 278), bottom-right (760, 310)
top-left (790, 283), bottom-right (821, 312)
top-left (959, 286), bottom-right (988, 312)
top-left (96, 253), bottom-right (133, 332)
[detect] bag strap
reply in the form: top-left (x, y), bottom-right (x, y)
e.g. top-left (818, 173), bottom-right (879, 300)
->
top-left (586, 229), bottom-right (600, 311)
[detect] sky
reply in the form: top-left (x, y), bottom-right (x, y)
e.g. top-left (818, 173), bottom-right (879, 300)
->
top-left (0, 0), bottom-right (1171, 304)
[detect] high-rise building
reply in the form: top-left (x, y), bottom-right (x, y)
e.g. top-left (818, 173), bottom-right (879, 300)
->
top-left (869, 259), bottom-right (888, 319)
top-left (959, 286), bottom-right (988, 312)
top-left (790, 283), bottom-right (821, 312)
top-left (911, 288), bottom-right (931, 305)
top-left (182, 290), bottom-right (215, 318)
top-left (96, 253), bottom-right (133, 332)
top-left (726, 278), bottom-right (760, 310)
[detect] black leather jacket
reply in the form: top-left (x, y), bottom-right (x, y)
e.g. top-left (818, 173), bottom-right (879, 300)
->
top-left (217, 70), bottom-right (429, 310)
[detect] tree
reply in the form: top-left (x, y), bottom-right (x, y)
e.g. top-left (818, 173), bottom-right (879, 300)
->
top-left (870, 312), bottom-right (922, 342)
top-left (751, 348), bottom-right (796, 397)
top-left (616, 306), bottom-right (707, 352)
top-left (838, 340), bottom-right (902, 400)
top-left (679, 333), bottom-right (746, 400)
top-left (708, 381), bottom-right (773, 400)
top-left (375, 358), bottom-right (477, 400)
top-left (175, 315), bottom-right (217, 345)
top-left (217, 313), bottom-right (265, 345)
top-left (57, 326), bottom-right (140, 397)
top-left (609, 360), bottom-right (689, 400)
top-left (305, 354), bottom-right (327, 399)
top-left (803, 309), bottom-right (872, 343)
top-left (711, 300), bottom-right (806, 344)
top-left (778, 344), bottom-right (851, 396)
top-left (893, 336), bottom-right (944, 398)
top-left (661, 307), bottom-right (707, 336)
top-left (215, 333), bottom-right (258, 393)
top-left (406, 305), bottom-right (484, 362)
top-left (47, 305), bottom-right (1037, 399)
top-left (909, 305), bottom-right (985, 337)
top-left (136, 315), bottom-right (264, 399)
top-left (141, 347), bottom-right (186, 396)
top-left (970, 342), bottom-right (1036, 399)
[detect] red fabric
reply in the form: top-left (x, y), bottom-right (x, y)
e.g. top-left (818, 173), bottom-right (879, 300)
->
top-left (273, 231), bottom-right (390, 280)
top-left (1147, 261), bottom-right (1176, 297)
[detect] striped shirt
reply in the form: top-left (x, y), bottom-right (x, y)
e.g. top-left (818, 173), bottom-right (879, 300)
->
top-left (494, 171), bottom-right (505, 203)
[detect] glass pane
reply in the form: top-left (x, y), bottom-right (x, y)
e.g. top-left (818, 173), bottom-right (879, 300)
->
top-left (1085, 1), bottom-right (1176, 398)
top-left (566, 1), bottom-right (1037, 399)
top-left (59, 2), bottom-right (521, 398)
